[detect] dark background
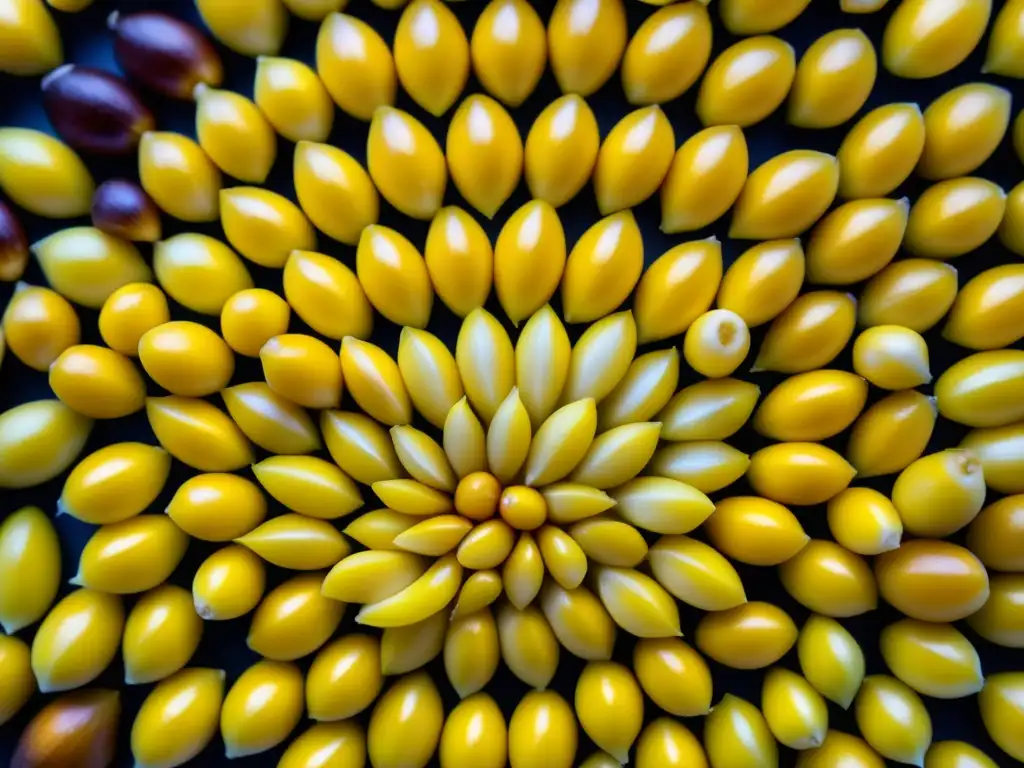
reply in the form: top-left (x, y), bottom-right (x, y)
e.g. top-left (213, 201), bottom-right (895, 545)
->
top-left (1, 0), bottom-right (1023, 765)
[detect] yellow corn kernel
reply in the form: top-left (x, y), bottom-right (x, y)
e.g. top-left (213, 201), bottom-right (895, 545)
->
top-left (562, 211), bottom-right (643, 323)
top-left (123, 584), bottom-right (202, 685)
top-left (424, 206), bottom-right (492, 317)
top-left (540, 580), bottom-right (616, 660)
top-left (499, 602), bottom-right (559, 690)
top-left (718, 238), bottom-right (804, 326)
top-left (524, 94), bottom-right (599, 208)
top-left (440, 693), bottom-right (507, 768)
top-left (508, 691), bottom-right (578, 768)
top-left (882, 0), bottom-right (992, 79)
top-left (859, 258), bottom-right (959, 332)
top-left (797, 732), bottom-right (884, 768)
top-left (599, 348), bottom-right (679, 431)
top-left (131, 668), bottom-right (225, 768)
top-left (926, 741), bottom-right (999, 768)
top-left (875, 539), bottom-right (990, 622)
top-left (575, 661), bottom-right (643, 764)
top-left (789, 29), bottom-right (876, 129)
top-left (536, 524), bottom-right (587, 586)
top-left (220, 660), bottom-right (303, 759)
top-left (696, 36), bottom-right (796, 127)
top-left (968, 573), bottom-right (1024, 648)
top-left (513, 306), bottom-right (570, 429)
top-left (719, 0), bottom-right (811, 33)
top-left (852, 324), bottom-right (931, 390)
top-left (892, 449), bottom-right (985, 537)
top-left (153, 233), bottom-right (252, 316)
top-left (703, 496), bottom-right (807, 566)
top-left (397, 327), bottom-right (464, 430)
top-left (697, 602), bottom-right (796, 670)
top-left (593, 565), bottom-right (681, 638)
top-left (705, 694), bottom-right (778, 768)
top-left (633, 638), bottom-right (712, 717)
top-left (394, 0), bottom-right (469, 117)
top-left (1001, 180), bottom-right (1024, 256)
top-left (3, 283), bottom-right (80, 370)
top-left (762, 668), bottom-right (828, 750)
top-left (323, 410), bottom-right (403, 484)
top-left (72, 515), bottom-right (188, 594)
top-left (196, 0), bottom-right (287, 56)
top-left (456, 307), bottom-right (516, 423)
top-left (322, 550), bottom-right (426, 604)
top-left (881, 619), bottom-right (984, 698)
top-left (238, 514), bottom-right (347, 571)
top-left (650, 441), bottom-right (750, 494)
top-left (0, 0), bottom-right (62, 76)
top-left (980, 673), bottom-right (1024, 761)
top-left (748, 442), bottom-right (856, 506)
top-left (445, 608), bottom-right (500, 695)
top-left (494, 200), bottom-right (566, 326)
top-left (261, 334), bottom-right (343, 410)
top-left (780, 539), bottom-right (877, 617)
top-left (222, 381), bottom-right (321, 455)
top-left (827, 487), bottom-right (903, 555)
top-left (730, 149), bottom-right (839, 239)
top-left (306, 635), bottom-right (382, 721)
top-left (846, 389), bottom-right (937, 477)
top-left (0, 635), bottom-right (33, 726)
top-left (138, 132), bottom-right (220, 223)
top-left (648, 534), bottom-right (745, 610)
top-left (446, 94), bottom-right (522, 219)
top-left (635, 719), bottom-right (707, 768)
top-left (59, 443), bottom-right (169, 525)
top-left (341, 336), bottom-right (413, 426)
top-left (253, 455), bottom-right (361, 520)
top-left (984, 0), bottom-right (1024, 76)
top-left (193, 545), bottom-right (266, 621)
top-left (660, 126), bottom-right (748, 234)
top-left (146, 396), bottom-right (253, 471)
top-left (0, 128), bottom-right (92, 217)
top-left (367, 106), bottom-right (446, 220)
top-left (253, 56), bottom-right (333, 143)
top-left (0, 506), bottom-right (60, 634)
top-left (31, 588), bottom-right (123, 693)
top-left (451, 570), bottom-right (503, 621)
top-left (470, 0), bottom-right (546, 107)
top-left (962, 422), bottom-right (1024, 495)
top-left (944, 264), bottom-right (1024, 350)
top-left (195, 84), bottom-right (276, 183)
top-left (220, 186), bottom-right (316, 268)
top-left (621, 2), bottom-right (713, 105)
top-left (283, 251), bottom-right (371, 341)
top-left (293, 142), bottom-right (378, 247)
top-left (806, 197), bottom-right (909, 284)
top-left (594, 105), bottom-right (674, 216)
top-left (316, 13), bottom-right (394, 120)
top-left (31, 226), bottom-right (151, 309)
top-left (657, 377), bottom-right (759, 441)
top-left (563, 311), bottom-right (636, 404)
top-left (683, 309), bottom-right (750, 379)
top-left (634, 238), bottom-right (722, 343)
top-left (837, 102), bottom-right (926, 199)
top-left (855, 675), bottom-right (933, 766)
top-left (483, 391), bottom-right (529, 485)
top-left (798, 614), bottom-right (865, 708)
top-left (247, 572), bottom-right (344, 660)
top-left (935, 349), bottom-right (1024, 427)
top-left (906, 176), bottom-right (1006, 258)
top-left (967, 496), bottom-right (1024, 572)
top-left (919, 83), bottom-right (1011, 179)
top-left (99, 283), bottom-right (169, 357)
top-left (504, 532), bottom-right (544, 609)
top-left (548, 0), bottom-right (626, 97)
top-left (0, 399), bottom-right (91, 489)
top-left (138, 320), bottom-right (233, 397)
top-left (755, 370), bottom-right (866, 442)
top-left (367, 672), bottom-right (444, 768)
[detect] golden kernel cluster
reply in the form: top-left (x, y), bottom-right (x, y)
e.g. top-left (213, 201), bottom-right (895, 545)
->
top-left (0, 0), bottom-right (1023, 766)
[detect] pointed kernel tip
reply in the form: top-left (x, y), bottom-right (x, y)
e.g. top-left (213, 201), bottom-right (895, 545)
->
top-left (68, 574), bottom-right (83, 587)
top-left (107, 10), bottom-right (120, 30)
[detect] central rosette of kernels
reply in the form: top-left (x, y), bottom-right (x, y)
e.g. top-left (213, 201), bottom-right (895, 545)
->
top-left (316, 306), bottom-right (723, 697)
